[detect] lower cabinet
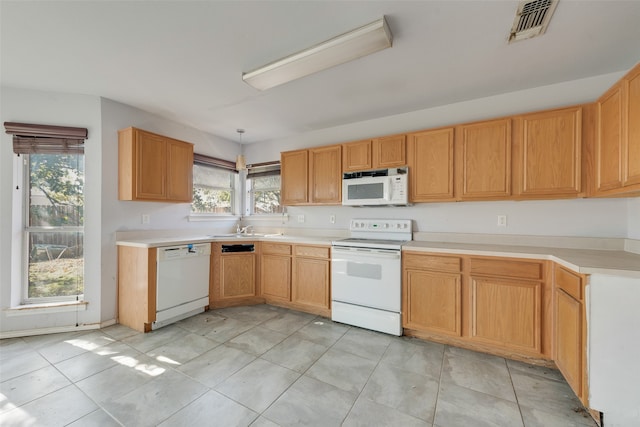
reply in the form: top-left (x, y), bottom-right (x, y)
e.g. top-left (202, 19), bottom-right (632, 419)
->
top-left (554, 264), bottom-right (587, 405)
top-left (402, 252), bottom-right (549, 360)
top-left (117, 246), bottom-right (157, 332)
top-left (210, 242), bottom-right (260, 308)
top-left (402, 253), bottom-right (462, 336)
top-left (259, 243), bottom-right (331, 317)
top-left (291, 245), bottom-right (331, 316)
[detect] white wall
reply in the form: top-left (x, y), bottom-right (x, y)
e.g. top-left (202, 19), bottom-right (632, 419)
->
top-left (589, 274), bottom-right (640, 426)
top-left (244, 71), bottom-right (634, 239)
top-left (0, 86), bottom-right (102, 334)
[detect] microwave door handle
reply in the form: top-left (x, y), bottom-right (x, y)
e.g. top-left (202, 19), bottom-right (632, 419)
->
top-left (383, 180), bottom-right (391, 201)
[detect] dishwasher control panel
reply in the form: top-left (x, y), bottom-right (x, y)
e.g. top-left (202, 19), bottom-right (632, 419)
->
top-left (157, 243), bottom-right (211, 260)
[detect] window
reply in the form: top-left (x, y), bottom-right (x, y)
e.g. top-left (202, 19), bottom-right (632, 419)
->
top-left (25, 153), bottom-right (84, 301)
top-left (246, 162), bottom-right (282, 215)
top-left (5, 122), bottom-right (87, 303)
top-left (191, 154), bottom-right (238, 214)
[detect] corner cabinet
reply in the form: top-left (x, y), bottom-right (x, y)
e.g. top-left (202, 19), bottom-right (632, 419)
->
top-left (513, 106), bottom-right (583, 198)
top-left (281, 145), bottom-right (342, 205)
top-left (595, 62), bottom-right (640, 196)
top-left (118, 127), bottom-right (194, 202)
top-left (456, 118), bottom-right (512, 200)
top-left (554, 264), bottom-right (588, 405)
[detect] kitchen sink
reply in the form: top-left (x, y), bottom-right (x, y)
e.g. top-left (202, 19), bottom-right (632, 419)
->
top-left (207, 233), bottom-right (265, 239)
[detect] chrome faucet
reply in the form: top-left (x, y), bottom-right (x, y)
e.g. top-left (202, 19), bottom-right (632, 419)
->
top-left (237, 225), bottom-right (253, 235)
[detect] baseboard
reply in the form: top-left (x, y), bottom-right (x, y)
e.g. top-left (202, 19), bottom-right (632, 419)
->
top-left (0, 323), bottom-right (100, 339)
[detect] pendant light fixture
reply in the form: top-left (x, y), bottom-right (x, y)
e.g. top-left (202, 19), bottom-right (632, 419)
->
top-left (235, 129), bottom-right (246, 170)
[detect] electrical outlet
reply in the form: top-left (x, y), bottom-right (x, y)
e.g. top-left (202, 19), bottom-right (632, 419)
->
top-left (497, 215), bottom-right (507, 227)
top-left (329, 214), bottom-right (336, 224)
top-left (142, 214), bottom-right (150, 224)
top-left (297, 214), bottom-right (305, 223)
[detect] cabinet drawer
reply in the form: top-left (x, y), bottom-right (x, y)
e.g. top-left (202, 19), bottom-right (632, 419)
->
top-left (555, 264), bottom-right (582, 300)
top-left (294, 245), bottom-right (330, 259)
top-left (403, 253), bottom-right (461, 273)
top-left (470, 258), bottom-right (543, 280)
top-left (262, 242), bottom-right (292, 255)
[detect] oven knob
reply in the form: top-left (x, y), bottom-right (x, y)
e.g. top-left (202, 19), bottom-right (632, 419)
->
top-left (383, 223), bottom-right (389, 228)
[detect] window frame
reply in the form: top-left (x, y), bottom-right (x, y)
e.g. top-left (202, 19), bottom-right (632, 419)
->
top-left (191, 160), bottom-right (239, 216)
top-left (245, 173), bottom-right (283, 216)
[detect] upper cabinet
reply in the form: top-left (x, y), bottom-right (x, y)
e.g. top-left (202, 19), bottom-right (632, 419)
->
top-left (342, 134), bottom-right (406, 171)
top-left (513, 106), bottom-right (583, 198)
top-left (595, 62), bottom-right (640, 196)
top-left (407, 127), bottom-right (455, 202)
top-left (456, 118), bottom-right (512, 200)
top-left (281, 145), bottom-right (342, 205)
top-left (118, 127), bottom-right (193, 202)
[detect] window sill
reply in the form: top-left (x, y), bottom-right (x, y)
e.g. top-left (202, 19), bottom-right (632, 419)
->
top-left (4, 300), bottom-right (88, 317)
top-left (188, 214), bottom-right (240, 222)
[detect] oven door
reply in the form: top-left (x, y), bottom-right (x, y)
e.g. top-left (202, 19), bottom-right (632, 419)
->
top-left (331, 246), bottom-right (401, 312)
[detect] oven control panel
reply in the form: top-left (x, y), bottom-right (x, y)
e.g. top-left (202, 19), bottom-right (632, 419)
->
top-left (350, 219), bottom-right (412, 232)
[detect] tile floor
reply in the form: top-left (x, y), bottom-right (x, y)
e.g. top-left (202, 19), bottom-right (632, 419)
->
top-left (0, 304), bottom-right (597, 427)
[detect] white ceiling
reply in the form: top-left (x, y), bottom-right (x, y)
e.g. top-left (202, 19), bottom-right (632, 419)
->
top-left (2, 1), bottom-right (640, 144)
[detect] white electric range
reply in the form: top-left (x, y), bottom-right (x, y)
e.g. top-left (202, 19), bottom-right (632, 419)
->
top-left (331, 218), bottom-right (412, 336)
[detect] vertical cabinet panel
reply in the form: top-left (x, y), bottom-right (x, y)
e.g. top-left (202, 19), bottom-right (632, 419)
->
top-left (624, 66), bottom-right (640, 186)
top-left (261, 254), bottom-right (291, 301)
top-left (166, 139), bottom-right (194, 202)
top-left (555, 289), bottom-right (583, 399)
top-left (292, 257), bottom-right (330, 310)
top-left (596, 84), bottom-right (625, 192)
top-left (309, 145), bottom-right (342, 204)
top-left (517, 107), bottom-right (582, 196)
top-left (457, 119), bottom-right (512, 199)
top-left (220, 254), bottom-right (256, 299)
top-left (404, 269), bottom-right (461, 336)
top-left (407, 127), bottom-right (455, 201)
top-left (470, 277), bottom-right (541, 353)
top-left (135, 131), bottom-right (167, 200)
top-left (281, 150), bottom-right (309, 205)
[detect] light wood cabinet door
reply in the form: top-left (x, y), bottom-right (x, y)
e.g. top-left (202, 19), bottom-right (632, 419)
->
top-left (219, 253), bottom-right (256, 299)
top-left (309, 145), bottom-right (342, 204)
top-left (515, 107), bottom-right (582, 197)
top-left (555, 288), bottom-right (583, 400)
top-left (596, 83), bottom-right (625, 192)
top-left (407, 127), bottom-right (455, 201)
top-left (403, 269), bottom-right (461, 336)
top-left (343, 139), bottom-right (372, 171)
top-left (134, 130), bottom-right (167, 200)
top-left (373, 134), bottom-right (406, 168)
top-left (292, 257), bottom-right (330, 310)
top-left (117, 246), bottom-right (156, 332)
top-left (470, 276), bottom-right (541, 354)
top-left (166, 138), bottom-right (194, 201)
top-left (624, 64), bottom-right (640, 187)
top-left (281, 150), bottom-right (309, 205)
top-left (457, 119), bottom-right (512, 199)
top-left (261, 253), bottom-right (291, 301)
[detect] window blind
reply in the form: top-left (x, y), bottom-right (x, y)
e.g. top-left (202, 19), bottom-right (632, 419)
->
top-left (4, 122), bottom-right (87, 154)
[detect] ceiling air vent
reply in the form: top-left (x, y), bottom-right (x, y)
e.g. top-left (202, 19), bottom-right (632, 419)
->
top-left (508, 0), bottom-right (559, 43)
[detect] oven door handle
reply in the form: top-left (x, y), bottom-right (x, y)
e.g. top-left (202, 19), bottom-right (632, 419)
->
top-left (331, 246), bottom-right (401, 260)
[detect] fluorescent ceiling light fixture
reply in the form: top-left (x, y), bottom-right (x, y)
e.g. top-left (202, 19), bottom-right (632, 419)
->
top-left (243, 16), bottom-right (392, 91)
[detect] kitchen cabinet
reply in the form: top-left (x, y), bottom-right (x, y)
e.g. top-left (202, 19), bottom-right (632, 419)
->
top-left (402, 253), bottom-right (462, 336)
top-left (456, 118), bottom-right (512, 200)
top-left (469, 257), bottom-right (545, 356)
top-left (281, 150), bottom-right (308, 205)
top-left (292, 245), bottom-right (331, 317)
top-left (554, 264), bottom-right (588, 405)
top-left (210, 242), bottom-right (261, 308)
top-left (260, 242), bottom-right (292, 302)
top-left (407, 127), bottom-right (455, 202)
top-left (117, 246), bottom-right (157, 332)
top-left (595, 62), bottom-right (640, 196)
top-left (513, 106), bottom-right (583, 198)
top-left (118, 127), bottom-right (193, 202)
top-left (281, 145), bottom-right (342, 205)
top-left (342, 134), bottom-right (406, 171)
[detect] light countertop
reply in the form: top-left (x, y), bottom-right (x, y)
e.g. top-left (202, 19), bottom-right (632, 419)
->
top-left (403, 241), bottom-right (640, 278)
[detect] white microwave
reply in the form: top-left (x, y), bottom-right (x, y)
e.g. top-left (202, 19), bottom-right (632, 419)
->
top-left (342, 167), bottom-right (409, 206)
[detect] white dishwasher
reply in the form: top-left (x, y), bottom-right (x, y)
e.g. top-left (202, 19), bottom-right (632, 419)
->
top-left (154, 243), bottom-right (211, 330)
